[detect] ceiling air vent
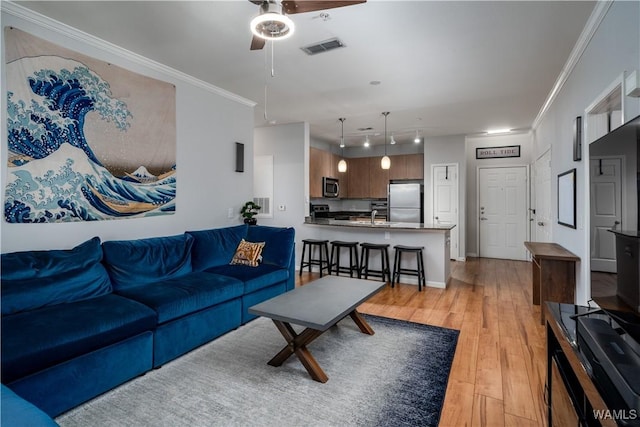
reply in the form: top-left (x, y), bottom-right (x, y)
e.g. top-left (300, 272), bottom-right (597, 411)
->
top-left (301, 38), bottom-right (345, 55)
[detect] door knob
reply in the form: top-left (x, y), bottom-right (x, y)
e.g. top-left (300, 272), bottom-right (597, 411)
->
top-left (612, 220), bottom-right (621, 230)
top-left (538, 222), bottom-right (544, 226)
top-left (480, 217), bottom-right (487, 221)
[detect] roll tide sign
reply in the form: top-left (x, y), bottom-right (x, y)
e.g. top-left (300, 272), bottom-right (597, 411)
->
top-left (476, 145), bottom-right (520, 159)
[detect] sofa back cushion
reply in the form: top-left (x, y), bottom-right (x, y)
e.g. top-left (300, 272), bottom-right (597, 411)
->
top-left (102, 234), bottom-right (194, 290)
top-left (246, 226), bottom-right (295, 269)
top-left (187, 224), bottom-right (248, 271)
top-left (1, 237), bottom-right (112, 315)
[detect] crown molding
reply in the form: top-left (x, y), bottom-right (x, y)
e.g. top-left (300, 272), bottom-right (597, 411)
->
top-left (1, 1), bottom-right (257, 108)
top-left (532, 1), bottom-right (614, 130)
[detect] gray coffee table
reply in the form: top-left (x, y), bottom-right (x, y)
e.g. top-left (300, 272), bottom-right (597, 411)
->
top-left (248, 276), bottom-right (385, 383)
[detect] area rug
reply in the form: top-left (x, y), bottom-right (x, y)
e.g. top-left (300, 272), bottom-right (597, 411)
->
top-left (56, 315), bottom-right (459, 427)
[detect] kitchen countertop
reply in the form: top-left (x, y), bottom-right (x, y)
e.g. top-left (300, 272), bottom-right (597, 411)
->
top-left (304, 218), bottom-right (455, 231)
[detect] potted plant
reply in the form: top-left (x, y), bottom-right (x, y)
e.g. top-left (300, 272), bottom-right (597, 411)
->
top-left (240, 201), bottom-right (261, 225)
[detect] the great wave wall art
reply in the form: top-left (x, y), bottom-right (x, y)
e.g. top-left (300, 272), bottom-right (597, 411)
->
top-left (4, 27), bottom-right (177, 223)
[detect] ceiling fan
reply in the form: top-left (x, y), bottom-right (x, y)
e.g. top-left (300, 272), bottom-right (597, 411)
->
top-left (249, 0), bottom-right (366, 50)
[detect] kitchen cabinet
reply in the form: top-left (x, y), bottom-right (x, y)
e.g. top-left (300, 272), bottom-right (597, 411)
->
top-left (405, 153), bottom-right (424, 179)
top-left (309, 147), bottom-right (328, 198)
top-left (369, 156), bottom-right (389, 198)
top-left (347, 157), bottom-right (370, 198)
top-left (389, 155), bottom-right (407, 180)
top-left (309, 148), bottom-right (422, 199)
top-left (389, 154), bottom-right (424, 180)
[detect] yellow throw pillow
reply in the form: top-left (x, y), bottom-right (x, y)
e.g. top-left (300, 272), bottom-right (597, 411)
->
top-left (230, 239), bottom-right (265, 267)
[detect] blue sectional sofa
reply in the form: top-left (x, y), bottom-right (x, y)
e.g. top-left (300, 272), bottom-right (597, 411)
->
top-left (0, 224), bottom-right (295, 422)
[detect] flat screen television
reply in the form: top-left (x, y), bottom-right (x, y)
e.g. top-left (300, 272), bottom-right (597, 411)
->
top-left (589, 114), bottom-right (640, 316)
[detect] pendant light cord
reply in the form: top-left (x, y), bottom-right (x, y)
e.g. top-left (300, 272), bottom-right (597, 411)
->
top-left (263, 41), bottom-right (276, 122)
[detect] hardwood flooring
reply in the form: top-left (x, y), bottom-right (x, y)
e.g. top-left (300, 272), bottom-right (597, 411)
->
top-left (297, 257), bottom-right (547, 427)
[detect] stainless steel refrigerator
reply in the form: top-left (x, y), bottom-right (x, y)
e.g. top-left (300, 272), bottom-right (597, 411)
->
top-left (388, 181), bottom-right (423, 223)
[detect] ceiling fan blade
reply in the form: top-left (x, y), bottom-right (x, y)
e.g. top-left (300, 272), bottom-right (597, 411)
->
top-left (250, 35), bottom-right (266, 50)
top-left (282, 0), bottom-right (366, 15)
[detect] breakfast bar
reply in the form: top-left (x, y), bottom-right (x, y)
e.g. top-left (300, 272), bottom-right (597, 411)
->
top-left (303, 218), bottom-right (454, 288)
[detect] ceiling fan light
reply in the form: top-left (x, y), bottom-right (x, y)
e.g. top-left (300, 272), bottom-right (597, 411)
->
top-left (381, 155), bottom-right (391, 170)
top-left (251, 11), bottom-right (295, 41)
top-left (338, 159), bottom-right (347, 173)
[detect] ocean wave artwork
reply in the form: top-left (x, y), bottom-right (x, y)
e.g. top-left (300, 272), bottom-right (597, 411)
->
top-left (4, 28), bottom-right (177, 223)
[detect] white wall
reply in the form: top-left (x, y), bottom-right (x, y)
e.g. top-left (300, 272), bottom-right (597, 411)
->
top-left (423, 134), bottom-right (467, 259)
top-left (465, 132), bottom-right (533, 257)
top-left (254, 122), bottom-right (308, 228)
top-left (1, 5), bottom-right (255, 253)
top-left (532, 0), bottom-right (640, 305)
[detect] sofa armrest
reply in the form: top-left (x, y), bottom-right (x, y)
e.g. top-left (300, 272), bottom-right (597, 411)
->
top-left (1, 385), bottom-right (58, 426)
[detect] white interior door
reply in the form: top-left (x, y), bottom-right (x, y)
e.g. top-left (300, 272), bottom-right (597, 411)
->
top-left (590, 157), bottom-right (622, 273)
top-left (533, 150), bottom-right (552, 242)
top-left (479, 167), bottom-right (528, 260)
top-left (432, 164), bottom-right (459, 260)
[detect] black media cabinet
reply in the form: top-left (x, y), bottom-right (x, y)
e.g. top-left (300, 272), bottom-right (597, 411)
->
top-left (545, 303), bottom-right (639, 427)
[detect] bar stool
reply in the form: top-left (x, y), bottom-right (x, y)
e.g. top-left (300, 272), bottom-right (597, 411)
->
top-left (359, 243), bottom-right (391, 283)
top-left (392, 245), bottom-right (426, 291)
top-left (299, 239), bottom-right (330, 277)
top-left (329, 241), bottom-right (360, 278)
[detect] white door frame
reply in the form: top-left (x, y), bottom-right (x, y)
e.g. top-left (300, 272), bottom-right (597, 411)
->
top-left (532, 148), bottom-right (552, 243)
top-left (431, 162), bottom-right (461, 261)
top-left (583, 72), bottom-right (628, 305)
top-left (476, 164), bottom-right (531, 258)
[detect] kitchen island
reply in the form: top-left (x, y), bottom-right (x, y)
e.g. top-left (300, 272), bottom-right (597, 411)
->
top-left (303, 218), bottom-right (454, 288)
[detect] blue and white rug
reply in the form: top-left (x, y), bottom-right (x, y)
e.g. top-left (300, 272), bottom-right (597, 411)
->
top-left (57, 314), bottom-right (459, 427)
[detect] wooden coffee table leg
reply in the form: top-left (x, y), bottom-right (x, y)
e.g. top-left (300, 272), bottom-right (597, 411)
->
top-left (268, 320), bottom-right (328, 383)
top-left (349, 310), bottom-right (375, 335)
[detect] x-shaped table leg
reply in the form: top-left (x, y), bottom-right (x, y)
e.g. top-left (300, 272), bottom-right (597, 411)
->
top-left (267, 309), bottom-right (374, 383)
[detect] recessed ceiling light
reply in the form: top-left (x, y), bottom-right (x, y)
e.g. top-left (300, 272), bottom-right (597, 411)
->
top-left (486, 128), bottom-right (512, 135)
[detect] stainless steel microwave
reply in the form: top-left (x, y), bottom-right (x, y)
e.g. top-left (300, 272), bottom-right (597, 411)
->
top-left (322, 177), bottom-right (340, 198)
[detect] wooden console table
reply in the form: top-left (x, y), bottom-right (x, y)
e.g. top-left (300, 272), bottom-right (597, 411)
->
top-left (524, 242), bottom-right (580, 324)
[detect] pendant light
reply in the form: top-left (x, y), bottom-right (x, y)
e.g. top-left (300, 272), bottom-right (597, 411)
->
top-left (414, 130), bottom-right (421, 143)
top-left (337, 118), bottom-right (347, 173)
top-left (381, 112), bottom-right (391, 170)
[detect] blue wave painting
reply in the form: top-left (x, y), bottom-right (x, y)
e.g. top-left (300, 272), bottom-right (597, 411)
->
top-left (5, 55), bottom-right (176, 223)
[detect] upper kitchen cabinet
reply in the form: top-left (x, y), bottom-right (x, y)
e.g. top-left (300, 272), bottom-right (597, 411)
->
top-left (389, 154), bottom-right (424, 180)
top-left (309, 147), bottom-right (330, 198)
top-left (347, 157), bottom-right (370, 198)
top-left (369, 156), bottom-right (390, 198)
top-left (405, 153), bottom-right (424, 179)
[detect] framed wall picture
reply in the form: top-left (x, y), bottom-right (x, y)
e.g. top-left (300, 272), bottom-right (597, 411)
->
top-left (557, 168), bottom-right (577, 228)
top-left (573, 116), bottom-right (582, 161)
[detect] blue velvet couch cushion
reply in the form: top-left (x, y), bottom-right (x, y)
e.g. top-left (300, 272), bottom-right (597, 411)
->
top-left (1, 384), bottom-right (58, 426)
top-left (205, 263), bottom-right (289, 294)
top-left (1, 294), bottom-right (156, 384)
top-left (114, 272), bottom-right (244, 324)
top-left (187, 224), bottom-right (248, 271)
top-left (246, 226), bottom-right (295, 268)
top-left (102, 234), bottom-right (194, 290)
top-left (1, 237), bottom-right (112, 315)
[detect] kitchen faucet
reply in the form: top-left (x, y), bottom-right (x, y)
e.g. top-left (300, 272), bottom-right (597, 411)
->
top-left (371, 210), bottom-right (378, 224)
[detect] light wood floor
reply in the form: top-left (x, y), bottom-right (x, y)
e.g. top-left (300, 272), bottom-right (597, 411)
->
top-left (297, 257), bottom-right (547, 427)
